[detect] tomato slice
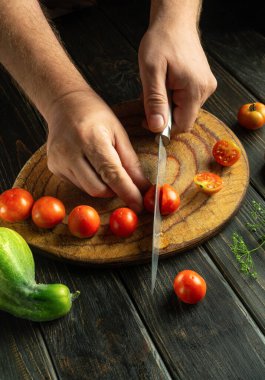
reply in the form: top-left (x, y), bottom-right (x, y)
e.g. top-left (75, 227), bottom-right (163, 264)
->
top-left (212, 140), bottom-right (241, 167)
top-left (194, 172), bottom-right (223, 194)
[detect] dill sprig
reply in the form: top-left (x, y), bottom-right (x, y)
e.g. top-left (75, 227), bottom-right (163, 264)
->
top-left (230, 200), bottom-right (265, 279)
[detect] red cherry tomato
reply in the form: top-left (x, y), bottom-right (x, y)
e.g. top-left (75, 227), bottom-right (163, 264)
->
top-left (32, 196), bottom-right (65, 229)
top-left (109, 208), bottom-right (138, 238)
top-left (173, 270), bottom-right (207, 304)
top-left (194, 172), bottom-right (223, 194)
top-left (212, 140), bottom-right (241, 167)
top-left (0, 188), bottom-right (34, 222)
top-left (68, 205), bottom-right (100, 238)
top-left (237, 102), bottom-right (265, 130)
top-left (144, 184), bottom-right (180, 215)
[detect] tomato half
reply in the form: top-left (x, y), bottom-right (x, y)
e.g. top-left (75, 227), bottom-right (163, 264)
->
top-left (173, 270), bottom-right (207, 304)
top-left (237, 102), bottom-right (265, 130)
top-left (68, 205), bottom-right (100, 238)
top-left (32, 196), bottom-right (66, 229)
top-left (194, 172), bottom-right (223, 194)
top-left (0, 188), bottom-right (34, 222)
top-left (212, 140), bottom-right (241, 167)
top-left (144, 184), bottom-right (180, 215)
top-left (109, 207), bottom-right (138, 238)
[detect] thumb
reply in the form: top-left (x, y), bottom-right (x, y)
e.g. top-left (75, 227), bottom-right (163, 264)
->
top-left (140, 63), bottom-right (168, 133)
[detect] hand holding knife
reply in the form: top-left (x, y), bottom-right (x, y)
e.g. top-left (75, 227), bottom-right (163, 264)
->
top-left (151, 93), bottom-right (172, 294)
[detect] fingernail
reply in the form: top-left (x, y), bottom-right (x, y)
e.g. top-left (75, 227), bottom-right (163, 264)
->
top-left (149, 114), bottom-right (165, 132)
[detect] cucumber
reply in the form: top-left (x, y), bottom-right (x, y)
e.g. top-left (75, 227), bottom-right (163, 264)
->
top-left (0, 227), bottom-right (79, 321)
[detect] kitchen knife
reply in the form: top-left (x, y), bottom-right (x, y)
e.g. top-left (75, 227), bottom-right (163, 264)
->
top-left (151, 98), bottom-right (172, 294)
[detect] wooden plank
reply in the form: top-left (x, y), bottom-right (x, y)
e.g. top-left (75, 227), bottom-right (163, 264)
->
top-left (0, 315), bottom-right (58, 380)
top-left (34, 254), bottom-right (172, 380)
top-left (119, 247), bottom-right (265, 379)
top-left (205, 186), bottom-right (265, 332)
top-left (202, 30), bottom-right (265, 103)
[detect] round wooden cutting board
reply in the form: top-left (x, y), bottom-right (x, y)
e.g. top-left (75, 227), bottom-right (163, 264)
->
top-left (1, 100), bottom-right (249, 266)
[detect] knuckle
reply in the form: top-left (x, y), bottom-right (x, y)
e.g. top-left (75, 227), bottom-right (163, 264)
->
top-left (146, 92), bottom-right (168, 107)
top-left (98, 163), bottom-right (122, 186)
top-left (208, 76), bottom-right (218, 94)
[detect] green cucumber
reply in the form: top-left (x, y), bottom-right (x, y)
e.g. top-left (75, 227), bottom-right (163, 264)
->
top-left (0, 227), bottom-right (79, 321)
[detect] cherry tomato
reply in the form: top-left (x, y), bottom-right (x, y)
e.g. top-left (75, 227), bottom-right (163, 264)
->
top-left (144, 184), bottom-right (180, 215)
top-left (0, 188), bottom-right (34, 222)
top-left (194, 172), bottom-right (223, 194)
top-left (212, 140), bottom-right (241, 167)
top-left (237, 102), bottom-right (265, 130)
top-left (32, 196), bottom-right (66, 229)
top-left (68, 205), bottom-right (100, 238)
top-left (173, 270), bottom-right (207, 304)
top-left (109, 208), bottom-right (138, 238)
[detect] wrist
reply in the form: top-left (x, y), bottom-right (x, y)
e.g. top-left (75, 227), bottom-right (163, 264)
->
top-left (149, 0), bottom-right (201, 32)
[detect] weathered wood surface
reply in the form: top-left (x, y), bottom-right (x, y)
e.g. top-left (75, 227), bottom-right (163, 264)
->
top-left (0, 1), bottom-right (264, 380)
top-left (1, 102), bottom-right (248, 265)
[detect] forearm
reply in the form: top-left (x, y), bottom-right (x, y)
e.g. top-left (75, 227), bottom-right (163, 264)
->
top-left (0, 0), bottom-right (91, 118)
top-left (150, 0), bottom-right (202, 30)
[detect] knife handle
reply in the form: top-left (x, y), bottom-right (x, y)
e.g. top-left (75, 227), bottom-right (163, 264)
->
top-left (155, 91), bottom-right (172, 146)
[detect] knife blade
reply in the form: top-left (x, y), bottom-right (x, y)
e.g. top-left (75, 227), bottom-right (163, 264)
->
top-left (151, 99), bottom-right (172, 294)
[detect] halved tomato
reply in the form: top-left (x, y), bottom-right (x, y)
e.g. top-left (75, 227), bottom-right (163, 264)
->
top-left (194, 172), bottom-right (223, 194)
top-left (212, 140), bottom-right (241, 167)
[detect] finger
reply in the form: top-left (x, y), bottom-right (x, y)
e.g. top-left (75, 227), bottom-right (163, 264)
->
top-left (88, 143), bottom-right (144, 212)
top-left (139, 59), bottom-right (168, 133)
top-left (172, 88), bottom-right (201, 133)
top-left (114, 127), bottom-right (150, 193)
top-left (74, 157), bottom-right (115, 198)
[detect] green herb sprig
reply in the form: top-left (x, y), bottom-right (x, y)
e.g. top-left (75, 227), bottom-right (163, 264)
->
top-left (230, 201), bottom-right (265, 279)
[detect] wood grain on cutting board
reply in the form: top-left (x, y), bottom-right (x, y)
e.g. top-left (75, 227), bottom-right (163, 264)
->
top-left (1, 100), bottom-right (249, 265)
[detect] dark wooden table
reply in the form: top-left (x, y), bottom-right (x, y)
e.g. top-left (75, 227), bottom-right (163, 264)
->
top-left (0, 1), bottom-right (265, 379)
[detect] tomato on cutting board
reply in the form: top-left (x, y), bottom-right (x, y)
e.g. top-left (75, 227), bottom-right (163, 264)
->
top-left (109, 207), bottom-right (138, 238)
top-left (194, 172), bottom-right (223, 194)
top-left (212, 140), bottom-right (241, 167)
top-left (237, 102), bottom-right (265, 130)
top-left (0, 188), bottom-right (34, 222)
top-left (32, 196), bottom-right (66, 229)
top-left (173, 270), bottom-right (207, 304)
top-left (144, 184), bottom-right (180, 215)
top-left (68, 205), bottom-right (100, 238)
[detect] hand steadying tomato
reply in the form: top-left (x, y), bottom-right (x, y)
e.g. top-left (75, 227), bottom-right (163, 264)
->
top-left (144, 184), bottom-right (180, 215)
top-left (32, 196), bottom-right (65, 229)
top-left (68, 205), bottom-right (100, 238)
top-left (212, 140), bottom-right (241, 167)
top-left (0, 188), bottom-right (34, 222)
top-left (194, 172), bottom-right (222, 194)
top-left (238, 102), bottom-right (265, 130)
top-left (173, 270), bottom-right (206, 304)
top-left (109, 208), bottom-right (138, 238)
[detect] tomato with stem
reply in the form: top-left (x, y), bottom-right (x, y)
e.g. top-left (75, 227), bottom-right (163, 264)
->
top-left (237, 102), bottom-right (265, 130)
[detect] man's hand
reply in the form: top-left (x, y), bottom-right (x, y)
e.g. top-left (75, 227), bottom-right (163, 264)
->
top-left (139, 0), bottom-right (217, 134)
top-left (46, 90), bottom-right (149, 212)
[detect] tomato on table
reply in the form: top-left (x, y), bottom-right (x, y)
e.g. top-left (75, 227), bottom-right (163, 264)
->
top-left (212, 140), bottom-right (241, 167)
top-left (0, 188), bottom-right (34, 222)
top-left (32, 196), bottom-right (66, 229)
top-left (194, 172), bottom-right (223, 194)
top-left (144, 184), bottom-right (180, 215)
top-left (109, 207), bottom-right (138, 238)
top-left (173, 270), bottom-right (207, 304)
top-left (237, 102), bottom-right (265, 130)
top-left (68, 205), bottom-right (100, 238)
